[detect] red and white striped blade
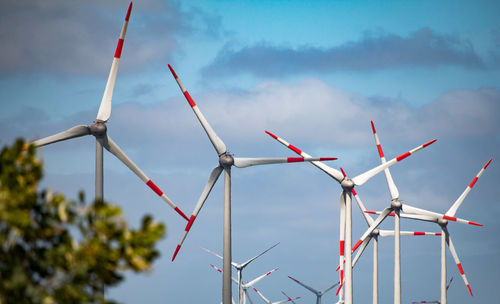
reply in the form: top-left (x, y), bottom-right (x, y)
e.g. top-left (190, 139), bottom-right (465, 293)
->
top-left (241, 242), bottom-right (280, 269)
top-left (252, 286), bottom-right (271, 304)
top-left (444, 227), bottom-right (473, 296)
top-left (96, 2), bottom-right (132, 122)
top-left (100, 135), bottom-right (189, 221)
top-left (281, 291), bottom-right (301, 304)
top-left (353, 207), bottom-right (393, 253)
top-left (446, 158), bottom-right (492, 217)
top-left (265, 130), bottom-right (344, 182)
top-left (402, 204), bottom-right (482, 226)
top-left (378, 230), bottom-right (442, 237)
top-left (168, 64), bottom-right (227, 156)
top-left (233, 157), bottom-right (337, 168)
top-left (338, 191), bottom-right (346, 289)
top-left (172, 166), bottom-right (223, 261)
top-left (209, 264), bottom-right (239, 285)
top-left (33, 125), bottom-right (91, 147)
top-left (288, 275), bottom-right (319, 294)
top-left (352, 236), bottom-right (372, 267)
top-left (243, 268), bottom-right (278, 288)
top-left (201, 246), bottom-right (239, 268)
top-left (370, 120), bottom-right (399, 200)
top-left (351, 138), bottom-right (437, 186)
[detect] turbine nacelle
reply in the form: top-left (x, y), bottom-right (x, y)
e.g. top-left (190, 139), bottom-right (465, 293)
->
top-left (340, 178), bottom-right (354, 191)
top-left (391, 199), bottom-right (402, 210)
top-left (438, 218), bottom-right (449, 226)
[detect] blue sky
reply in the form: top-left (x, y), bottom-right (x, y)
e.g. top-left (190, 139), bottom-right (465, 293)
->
top-left (1, 0), bottom-right (499, 303)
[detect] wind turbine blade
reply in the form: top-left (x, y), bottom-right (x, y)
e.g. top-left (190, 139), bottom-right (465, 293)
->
top-left (252, 286), bottom-right (271, 304)
top-left (370, 120), bottom-right (399, 199)
top-left (446, 158), bottom-right (492, 217)
top-left (96, 2), bottom-right (132, 122)
top-left (243, 268), bottom-right (278, 288)
top-left (233, 157), bottom-right (337, 168)
top-left (240, 242), bottom-right (280, 268)
top-left (288, 275), bottom-right (319, 294)
top-left (33, 125), bottom-right (91, 147)
top-left (172, 166), bottom-right (223, 261)
top-left (100, 135), bottom-right (189, 220)
top-left (352, 207), bottom-right (392, 252)
top-left (351, 139), bottom-right (437, 186)
top-left (444, 227), bottom-right (473, 296)
top-left (168, 64), bottom-right (227, 155)
top-left (322, 281), bottom-right (341, 295)
top-left (446, 276), bottom-right (454, 290)
top-left (352, 236), bottom-right (372, 267)
top-left (402, 204), bottom-right (482, 226)
top-left (265, 130), bottom-right (344, 182)
top-left (209, 264), bottom-right (239, 284)
top-left (379, 230), bottom-right (442, 237)
top-left (201, 247), bottom-right (238, 268)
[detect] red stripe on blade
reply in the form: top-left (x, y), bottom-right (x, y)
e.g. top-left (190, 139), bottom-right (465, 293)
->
top-left (167, 64), bottom-right (178, 79)
top-left (414, 232), bottom-right (425, 235)
top-left (371, 120), bottom-right (376, 134)
top-left (114, 38), bottom-right (124, 58)
top-left (320, 157), bottom-right (337, 161)
top-left (457, 263), bottom-right (465, 275)
top-left (377, 145), bottom-right (384, 158)
top-left (287, 157), bottom-right (304, 163)
top-left (146, 180), bottom-right (163, 196)
top-left (469, 221), bottom-right (482, 226)
top-left (484, 158), bottom-right (492, 169)
top-left (339, 240), bottom-right (345, 255)
top-left (469, 177), bottom-right (478, 188)
top-left (396, 151), bottom-right (411, 162)
top-left (422, 139), bottom-right (437, 148)
top-left (265, 130), bottom-right (278, 139)
top-left (125, 2), bottom-right (133, 21)
top-left (175, 207), bottom-right (189, 221)
top-left (185, 215), bottom-right (196, 232)
top-left (443, 215), bottom-right (457, 222)
top-left (364, 211), bottom-right (376, 214)
top-left (288, 144), bottom-right (302, 155)
top-left (352, 240), bottom-right (363, 252)
top-left (183, 91), bottom-right (196, 107)
top-left (172, 244), bottom-right (181, 261)
top-left (352, 188), bottom-right (357, 196)
top-left (467, 285), bottom-right (473, 296)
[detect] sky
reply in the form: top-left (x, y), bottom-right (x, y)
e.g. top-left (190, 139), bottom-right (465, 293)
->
top-left (1, 0), bottom-right (499, 303)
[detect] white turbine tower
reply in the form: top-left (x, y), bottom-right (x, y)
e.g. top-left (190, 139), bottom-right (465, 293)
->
top-left (210, 263), bottom-right (279, 304)
top-left (167, 65), bottom-right (337, 304)
top-left (288, 275), bottom-right (339, 304)
top-left (202, 243), bottom-right (279, 304)
top-left (265, 130), bottom-right (436, 304)
top-left (367, 159), bottom-right (491, 303)
top-left (30, 2), bottom-right (189, 222)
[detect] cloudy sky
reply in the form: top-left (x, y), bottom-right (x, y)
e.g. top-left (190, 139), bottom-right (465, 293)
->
top-left (1, 0), bottom-right (499, 303)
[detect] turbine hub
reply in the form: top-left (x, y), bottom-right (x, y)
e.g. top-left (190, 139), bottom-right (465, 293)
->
top-left (372, 228), bottom-right (380, 236)
top-left (90, 120), bottom-right (107, 138)
top-left (438, 218), bottom-right (448, 226)
top-left (391, 199), bottom-right (402, 210)
top-left (219, 153), bottom-right (234, 168)
top-left (341, 178), bottom-right (354, 191)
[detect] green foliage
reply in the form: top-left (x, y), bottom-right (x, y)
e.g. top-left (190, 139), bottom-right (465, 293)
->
top-left (0, 139), bottom-right (166, 304)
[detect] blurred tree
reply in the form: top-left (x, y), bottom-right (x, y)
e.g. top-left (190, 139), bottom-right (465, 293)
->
top-left (0, 139), bottom-right (166, 304)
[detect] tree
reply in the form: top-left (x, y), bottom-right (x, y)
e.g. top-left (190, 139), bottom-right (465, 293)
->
top-left (0, 139), bottom-right (166, 304)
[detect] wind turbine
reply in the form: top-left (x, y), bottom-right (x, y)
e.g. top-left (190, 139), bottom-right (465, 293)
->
top-left (343, 120), bottom-right (438, 304)
top-left (264, 130), bottom-right (436, 304)
top-left (167, 65), bottom-right (336, 304)
top-left (202, 243), bottom-right (280, 304)
top-left (335, 171), bottom-right (441, 304)
top-left (210, 263), bottom-right (279, 304)
top-left (366, 158), bottom-right (491, 303)
top-left (252, 287), bottom-right (301, 304)
top-left (411, 277), bottom-right (453, 304)
top-left (288, 275), bottom-right (339, 304)
top-left (30, 2), bottom-right (189, 222)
